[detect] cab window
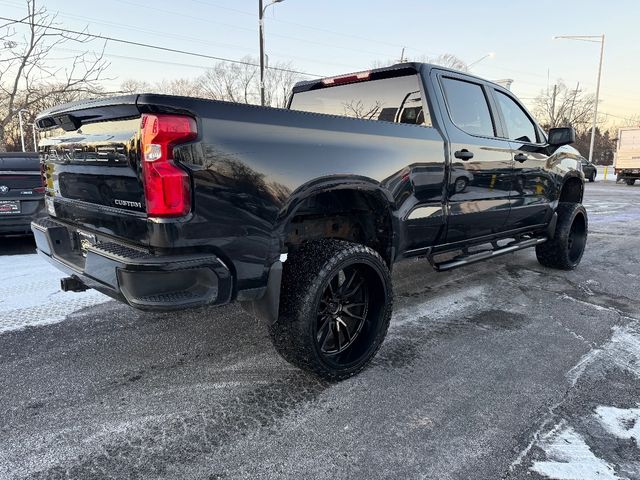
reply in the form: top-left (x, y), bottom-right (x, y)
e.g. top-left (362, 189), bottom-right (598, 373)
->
top-left (495, 91), bottom-right (538, 144)
top-left (441, 77), bottom-right (495, 137)
top-left (290, 74), bottom-right (432, 127)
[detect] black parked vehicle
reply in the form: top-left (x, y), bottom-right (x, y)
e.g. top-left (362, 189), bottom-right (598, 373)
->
top-left (0, 152), bottom-right (45, 235)
top-left (581, 159), bottom-right (597, 182)
top-left (32, 63), bottom-right (588, 379)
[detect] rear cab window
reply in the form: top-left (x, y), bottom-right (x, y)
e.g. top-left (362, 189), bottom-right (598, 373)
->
top-left (289, 73), bottom-right (432, 127)
top-left (440, 77), bottom-right (495, 138)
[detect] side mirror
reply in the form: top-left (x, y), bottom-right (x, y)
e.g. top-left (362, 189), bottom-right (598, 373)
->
top-left (548, 127), bottom-right (576, 147)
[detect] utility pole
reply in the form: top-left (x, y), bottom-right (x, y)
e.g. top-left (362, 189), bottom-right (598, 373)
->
top-left (30, 123), bottom-right (37, 151)
top-left (396, 47), bottom-right (406, 63)
top-left (18, 109), bottom-right (27, 152)
top-left (259, 0), bottom-right (284, 107)
top-left (259, 0), bottom-right (265, 106)
top-left (554, 34), bottom-right (605, 163)
top-left (550, 84), bottom-right (557, 128)
top-left (567, 82), bottom-right (580, 126)
top-left (589, 35), bottom-right (605, 163)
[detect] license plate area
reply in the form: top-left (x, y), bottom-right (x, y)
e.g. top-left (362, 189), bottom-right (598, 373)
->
top-left (0, 200), bottom-right (20, 215)
top-left (74, 230), bottom-right (98, 257)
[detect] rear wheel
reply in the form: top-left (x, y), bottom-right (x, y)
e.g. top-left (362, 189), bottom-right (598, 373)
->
top-left (626, 179), bottom-right (636, 186)
top-left (270, 240), bottom-right (392, 380)
top-left (588, 172), bottom-right (596, 182)
top-left (536, 202), bottom-right (587, 270)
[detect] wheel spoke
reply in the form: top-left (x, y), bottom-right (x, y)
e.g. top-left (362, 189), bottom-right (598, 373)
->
top-left (334, 324), bottom-right (342, 351)
top-left (338, 317), bottom-right (352, 344)
top-left (343, 302), bottom-right (366, 313)
top-left (317, 316), bottom-right (331, 348)
top-left (342, 311), bottom-right (365, 322)
top-left (327, 276), bottom-right (337, 296)
top-left (340, 269), bottom-right (358, 295)
top-left (343, 277), bottom-right (365, 300)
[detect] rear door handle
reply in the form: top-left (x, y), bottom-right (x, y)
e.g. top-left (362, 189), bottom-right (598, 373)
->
top-left (514, 153), bottom-right (528, 163)
top-left (454, 149), bottom-right (474, 161)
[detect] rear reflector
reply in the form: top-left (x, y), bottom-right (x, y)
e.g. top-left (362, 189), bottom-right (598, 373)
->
top-left (140, 114), bottom-right (197, 217)
top-left (322, 71), bottom-right (371, 86)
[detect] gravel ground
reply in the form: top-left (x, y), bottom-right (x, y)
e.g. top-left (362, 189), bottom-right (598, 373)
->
top-left (0, 182), bottom-right (639, 480)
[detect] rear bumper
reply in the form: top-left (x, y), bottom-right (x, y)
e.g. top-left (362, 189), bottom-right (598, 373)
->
top-left (31, 217), bottom-right (233, 311)
top-left (0, 216), bottom-right (35, 234)
top-left (0, 200), bottom-right (45, 235)
top-left (616, 169), bottom-right (640, 178)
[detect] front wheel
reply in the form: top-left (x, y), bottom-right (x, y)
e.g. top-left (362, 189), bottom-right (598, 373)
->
top-left (270, 240), bottom-right (393, 380)
top-left (536, 202), bottom-right (588, 270)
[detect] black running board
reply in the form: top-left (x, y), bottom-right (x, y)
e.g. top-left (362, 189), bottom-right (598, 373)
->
top-left (430, 237), bottom-right (548, 272)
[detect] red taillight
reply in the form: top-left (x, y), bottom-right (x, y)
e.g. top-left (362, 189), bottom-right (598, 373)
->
top-left (140, 113), bottom-right (197, 217)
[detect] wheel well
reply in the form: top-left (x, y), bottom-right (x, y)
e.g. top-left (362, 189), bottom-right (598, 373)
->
top-left (559, 177), bottom-right (584, 204)
top-left (284, 189), bottom-right (394, 265)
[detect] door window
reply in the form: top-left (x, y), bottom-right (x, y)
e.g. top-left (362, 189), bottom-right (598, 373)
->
top-left (495, 91), bottom-right (538, 144)
top-left (441, 77), bottom-right (495, 137)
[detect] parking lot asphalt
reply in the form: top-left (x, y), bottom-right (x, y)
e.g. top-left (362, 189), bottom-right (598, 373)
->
top-left (0, 182), bottom-right (639, 480)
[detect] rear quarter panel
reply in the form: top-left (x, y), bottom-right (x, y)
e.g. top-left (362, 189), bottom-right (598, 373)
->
top-left (152, 97), bottom-right (445, 291)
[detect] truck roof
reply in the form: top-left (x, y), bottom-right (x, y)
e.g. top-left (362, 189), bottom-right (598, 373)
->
top-left (292, 62), bottom-right (507, 93)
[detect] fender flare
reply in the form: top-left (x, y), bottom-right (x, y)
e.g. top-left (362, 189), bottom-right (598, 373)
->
top-left (244, 175), bottom-right (398, 324)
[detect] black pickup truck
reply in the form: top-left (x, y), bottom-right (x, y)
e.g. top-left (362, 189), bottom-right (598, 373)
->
top-left (32, 63), bottom-right (587, 379)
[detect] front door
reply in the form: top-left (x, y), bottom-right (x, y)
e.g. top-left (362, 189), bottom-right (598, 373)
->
top-left (435, 73), bottom-right (513, 243)
top-left (491, 88), bottom-right (554, 229)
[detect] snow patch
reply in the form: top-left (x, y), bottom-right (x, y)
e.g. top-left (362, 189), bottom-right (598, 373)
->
top-left (531, 421), bottom-right (620, 480)
top-left (595, 406), bottom-right (640, 442)
top-left (566, 324), bottom-right (640, 385)
top-left (0, 253), bottom-right (109, 334)
top-left (392, 285), bottom-right (486, 327)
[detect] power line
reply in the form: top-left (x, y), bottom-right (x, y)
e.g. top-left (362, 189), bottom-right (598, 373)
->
top-left (0, 14), bottom-right (324, 78)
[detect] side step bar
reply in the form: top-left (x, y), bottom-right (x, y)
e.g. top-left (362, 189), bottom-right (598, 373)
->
top-left (430, 237), bottom-right (548, 272)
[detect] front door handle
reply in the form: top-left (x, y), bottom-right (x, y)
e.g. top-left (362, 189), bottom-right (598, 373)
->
top-left (454, 149), bottom-right (474, 161)
top-left (514, 153), bottom-right (528, 163)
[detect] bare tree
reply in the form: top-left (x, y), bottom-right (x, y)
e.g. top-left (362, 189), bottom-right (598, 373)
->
top-left (372, 53), bottom-right (469, 72)
top-left (0, 0), bottom-right (110, 150)
top-left (199, 57), bottom-right (259, 104)
top-left (430, 53), bottom-right (469, 72)
top-left (198, 56), bottom-right (301, 107)
top-left (342, 100), bottom-right (383, 120)
top-left (533, 81), bottom-right (598, 131)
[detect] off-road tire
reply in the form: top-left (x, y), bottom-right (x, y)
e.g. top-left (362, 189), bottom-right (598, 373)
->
top-left (269, 239), bottom-right (393, 380)
top-left (536, 202), bottom-right (588, 270)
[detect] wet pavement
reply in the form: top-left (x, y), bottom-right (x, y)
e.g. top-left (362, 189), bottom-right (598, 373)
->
top-left (0, 182), bottom-right (639, 480)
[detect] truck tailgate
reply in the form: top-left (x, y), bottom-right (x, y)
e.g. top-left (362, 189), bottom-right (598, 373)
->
top-left (39, 116), bottom-right (150, 244)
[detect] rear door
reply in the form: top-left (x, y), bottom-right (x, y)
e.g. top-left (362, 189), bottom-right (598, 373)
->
top-left (490, 88), bottom-right (554, 229)
top-left (432, 71), bottom-right (514, 243)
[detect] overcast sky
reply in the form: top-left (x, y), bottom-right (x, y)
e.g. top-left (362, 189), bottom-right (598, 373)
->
top-left (4, 0), bottom-right (639, 126)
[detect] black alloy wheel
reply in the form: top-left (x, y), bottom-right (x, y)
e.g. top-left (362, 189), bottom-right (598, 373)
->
top-left (270, 240), bottom-right (393, 380)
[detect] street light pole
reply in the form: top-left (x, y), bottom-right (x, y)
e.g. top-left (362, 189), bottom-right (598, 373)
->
top-left (467, 52), bottom-right (495, 69)
top-left (259, 0), bottom-right (284, 107)
top-left (590, 35), bottom-right (605, 164)
top-left (554, 34), bottom-right (605, 163)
